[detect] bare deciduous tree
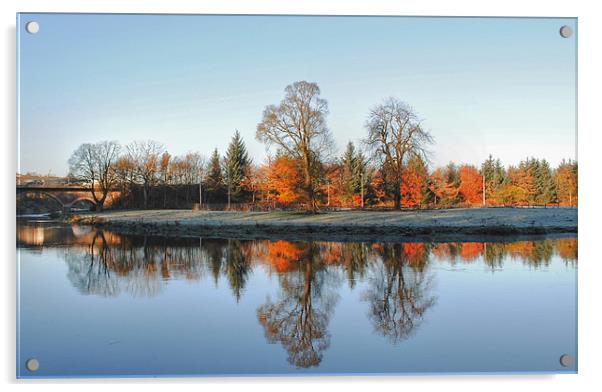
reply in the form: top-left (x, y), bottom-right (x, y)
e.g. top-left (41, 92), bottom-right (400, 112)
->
top-left (256, 81), bottom-right (333, 212)
top-left (169, 153), bottom-right (205, 185)
top-left (364, 98), bottom-right (433, 209)
top-left (113, 156), bottom-right (136, 195)
top-left (126, 140), bottom-right (165, 209)
top-left (68, 141), bottom-right (121, 210)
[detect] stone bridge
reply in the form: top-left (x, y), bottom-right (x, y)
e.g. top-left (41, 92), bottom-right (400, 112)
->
top-left (16, 186), bottom-right (120, 214)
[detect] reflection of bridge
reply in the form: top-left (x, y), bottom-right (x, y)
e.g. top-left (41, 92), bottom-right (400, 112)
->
top-left (16, 186), bottom-right (108, 213)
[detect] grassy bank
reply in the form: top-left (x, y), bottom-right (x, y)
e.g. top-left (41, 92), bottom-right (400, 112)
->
top-left (69, 207), bottom-right (578, 242)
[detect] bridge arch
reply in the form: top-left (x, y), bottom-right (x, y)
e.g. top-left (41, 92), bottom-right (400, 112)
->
top-left (67, 197), bottom-right (97, 210)
top-left (17, 190), bottom-right (66, 208)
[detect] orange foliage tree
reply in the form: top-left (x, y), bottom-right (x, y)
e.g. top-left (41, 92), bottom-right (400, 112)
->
top-left (457, 165), bottom-right (483, 205)
top-left (265, 155), bottom-right (304, 205)
top-left (429, 166), bottom-right (458, 207)
top-left (401, 166), bottom-right (423, 208)
top-left (399, 157), bottom-right (428, 208)
top-left (555, 159), bottom-right (578, 207)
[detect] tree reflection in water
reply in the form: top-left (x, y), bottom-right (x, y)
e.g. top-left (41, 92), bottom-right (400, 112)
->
top-left (362, 243), bottom-right (436, 344)
top-left (17, 222), bottom-right (578, 368)
top-left (256, 242), bottom-right (341, 368)
top-left (63, 231), bottom-right (206, 298)
top-left (64, 231), bottom-right (121, 297)
top-left (224, 239), bottom-right (253, 301)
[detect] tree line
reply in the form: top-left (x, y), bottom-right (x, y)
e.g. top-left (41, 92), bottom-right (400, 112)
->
top-left (68, 80), bottom-right (577, 211)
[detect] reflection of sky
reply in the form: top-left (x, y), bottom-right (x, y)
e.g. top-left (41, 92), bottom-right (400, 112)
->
top-left (18, 238), bottom-right (577, 377)
top-left (18, 14), bottom-right (576, 175)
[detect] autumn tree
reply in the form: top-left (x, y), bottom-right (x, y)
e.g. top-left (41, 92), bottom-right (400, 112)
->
top-left (113, 155), bottom-right (136, 196)
top-left (68, 141), bottom-right (121, 210)
top-left (429, 163), bottom-right (460, 207)
top-left (555, 159), bottom-right (578, 206)
top-left (457, 165), bottom-right (483, 205)
top-left (159, 152), bottom-right (172, 185)
top-left (400, 165), bottom-right (422, 208)
top-left (265, 155), bottom-right (304, 205)
top-left (256, 81), bottom-right (333, 212)
top-left (126, 140), bottom-right (164, 209)
top-left (400, 156), bottom-right (430, 208)
top-left (364, 98), bottom-right (433, 209)
top-left (224, 130), bottom-right (251, 205)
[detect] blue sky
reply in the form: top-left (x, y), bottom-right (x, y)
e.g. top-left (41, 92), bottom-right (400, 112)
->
top-left (18, 14), bottom-right (576, 176)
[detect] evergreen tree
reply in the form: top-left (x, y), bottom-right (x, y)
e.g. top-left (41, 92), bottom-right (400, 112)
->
top-left (224, 130), bottom-right (251, 203)
top-left (340, 142), bottom-right (370, 206)
top-left (446, 162), bottom-right (460, 188)
top-left (340, 142), bottom-right (359, 202)
top-left (493, 158), bottom-right (506, 187)
top-left (534, 159), bottom-right (557, 206)
top-left (516, 158), bottom-right (537, 205)
top-left (481, 154), bottom-right (506, 205)
top-left (354, 151), bottom-right (370, 204)
top-left (205, 148), bottom-right (224, 203)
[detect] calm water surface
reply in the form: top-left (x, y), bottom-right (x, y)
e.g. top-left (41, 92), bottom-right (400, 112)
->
top-left (17, 222), bottom-right (577, 377)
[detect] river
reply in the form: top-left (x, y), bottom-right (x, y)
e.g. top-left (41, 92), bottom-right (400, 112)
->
top-left (16, 221), bottom-right (577, 377)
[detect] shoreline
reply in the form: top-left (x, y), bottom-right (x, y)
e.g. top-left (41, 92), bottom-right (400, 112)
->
top-left (68, 207), bottom-right (578, 242)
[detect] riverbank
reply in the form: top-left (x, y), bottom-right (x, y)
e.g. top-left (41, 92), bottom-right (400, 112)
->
top-left (69, 207), bottom-right (578, 242)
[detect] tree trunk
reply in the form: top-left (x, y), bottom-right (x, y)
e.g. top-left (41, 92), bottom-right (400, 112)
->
top-left (302, 155), bottom-right (317, 213)
top-left (143, 185), bottom-right (149, 209)
top-left (393, 180), bottom-right (402, 210)
top-left (96, 192), bottom-right (107, 211)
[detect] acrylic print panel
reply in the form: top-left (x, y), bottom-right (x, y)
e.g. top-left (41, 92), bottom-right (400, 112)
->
top-left (16, 13), bottom-right (577, 378)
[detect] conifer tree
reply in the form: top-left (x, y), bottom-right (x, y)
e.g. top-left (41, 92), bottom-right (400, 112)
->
top-left (534, 159), bottom-right (557, 206)
top-left (341, 142), bottom-right (358, 202)
top-left (354, 150), bottom-right (370, 206)
top-left (205, 148), bottom-right (224, 202)
top-left (224, 130), bottom-right (251, 203)
top-left (481, 154), bottom-right (506, 205)
top-left (340, 142), bottom-right (370, 206)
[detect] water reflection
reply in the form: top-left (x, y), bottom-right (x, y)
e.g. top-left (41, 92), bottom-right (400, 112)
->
top-left (429, 239), bottom-right (577, 268)
top-left (17, 222), bottom-right (578, 370)
top-left (257, 242), bottom-right (340, 367)
top-left (363, 244), bottom-right (435, 344)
